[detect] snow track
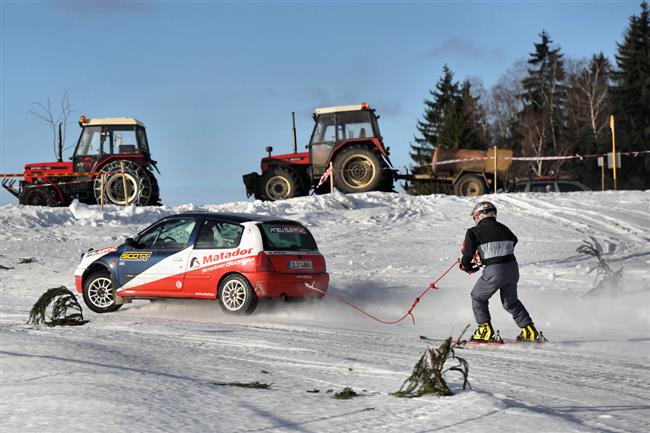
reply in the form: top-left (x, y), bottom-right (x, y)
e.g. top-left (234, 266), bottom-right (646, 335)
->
top-left (1, 191), bottom-right (649, 433)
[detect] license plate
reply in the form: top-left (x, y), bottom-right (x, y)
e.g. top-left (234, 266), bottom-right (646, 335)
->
top-left (289, 260), bottom-right (312, 270)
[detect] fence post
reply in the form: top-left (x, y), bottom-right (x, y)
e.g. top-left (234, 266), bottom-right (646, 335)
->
top-left (609, 115), bottom-right (617, 191)
top-left (120, 161), bottom-right (128, 207)
top-left (100, 173), bottom-right (105, 210)
top-left (329, 162), bottom-right (334, 194)
top-left (493, 146), bottom-right (497, 194)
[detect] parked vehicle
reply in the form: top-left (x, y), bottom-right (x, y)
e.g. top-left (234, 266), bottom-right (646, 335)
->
top-left (74, 212), bottom-right (329, 315)
top-left (508, 177), bottom-right (592, 193)
top-left (243, 103), bottom-right (515, 200)
top-left (410, 147), bottom-right (514, 196)
top-left (243, 103), bottom-right (396, 201)
top-left (2, 115), bottom-right (160, 206)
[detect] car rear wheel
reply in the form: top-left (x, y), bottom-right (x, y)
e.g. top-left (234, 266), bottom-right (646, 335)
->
top-left (218, 274), bottom-right (258, 315)
top-left (82, 271), bottom-right (123, 313)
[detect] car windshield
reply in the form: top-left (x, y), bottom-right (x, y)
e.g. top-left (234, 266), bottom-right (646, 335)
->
top-left (258, 222), bottom-right (318, 251)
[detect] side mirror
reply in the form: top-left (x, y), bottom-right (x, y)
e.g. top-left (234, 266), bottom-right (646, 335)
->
top-left (125, 237), bottom-right (137, 248)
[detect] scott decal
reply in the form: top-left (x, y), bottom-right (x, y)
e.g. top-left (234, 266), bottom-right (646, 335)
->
top-left (120, 252), bottom-right (152, 261)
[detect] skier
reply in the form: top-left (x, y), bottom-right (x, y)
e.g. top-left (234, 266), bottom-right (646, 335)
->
top-left (460, 201), bottom-right (540, 343)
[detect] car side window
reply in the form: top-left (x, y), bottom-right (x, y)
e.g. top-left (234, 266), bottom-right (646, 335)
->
top-left (530, 182), bottom-right (555, 193)
top-left (138, 219), bottom-right (196, 250)
top-left (558, 182), bottom-right (584, 192)
top-left (194, 220), bottom-right (244, 249)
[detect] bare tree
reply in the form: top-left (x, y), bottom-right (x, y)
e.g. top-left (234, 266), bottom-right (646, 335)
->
top-left (566, 55), bottom-right (611, 148)
top-left (486, 60), bottom-right (526, 150)
top-left (518, 108), bottom-right (547, 176)
top-left (28, 90), bottom-right (73, 160)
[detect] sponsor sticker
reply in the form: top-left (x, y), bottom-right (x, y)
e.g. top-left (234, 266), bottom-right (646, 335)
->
top-left (269, 226), bottom-right (307, 234)
top-left (87, 246), bottom-right (118, 257)
top-left (120, 252), bottom-right (152, 261)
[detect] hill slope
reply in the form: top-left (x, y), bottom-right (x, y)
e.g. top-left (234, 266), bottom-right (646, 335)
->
top-left (1, 191), bottom-right (649, 433)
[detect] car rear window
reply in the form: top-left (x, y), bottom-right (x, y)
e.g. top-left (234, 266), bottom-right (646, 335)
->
top-left (258, 223), bottom-right (318, 251)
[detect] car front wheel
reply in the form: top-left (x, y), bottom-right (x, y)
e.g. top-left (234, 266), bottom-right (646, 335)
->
top-left (218, 274), bottom-right (258, 315)
top-left (82, 271), bottom-right (123, 313)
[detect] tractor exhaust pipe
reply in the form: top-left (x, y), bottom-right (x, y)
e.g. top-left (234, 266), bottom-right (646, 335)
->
top-left (57, 122), bottom-right (63, 162)
top-left (292, 112), bottom-right (297, 154)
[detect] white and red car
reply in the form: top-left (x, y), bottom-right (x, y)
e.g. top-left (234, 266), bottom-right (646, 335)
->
top-left (74, 212), bottom-right (329, 314)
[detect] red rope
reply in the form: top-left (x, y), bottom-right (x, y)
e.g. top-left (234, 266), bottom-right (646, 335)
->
top-left (305, 258), bottom-right (460, 326)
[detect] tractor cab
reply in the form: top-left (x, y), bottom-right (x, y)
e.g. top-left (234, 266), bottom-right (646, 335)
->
top-left (72, 116), bottom-right (151, 173)
top-left (309, 103), bottom-right (382, 176)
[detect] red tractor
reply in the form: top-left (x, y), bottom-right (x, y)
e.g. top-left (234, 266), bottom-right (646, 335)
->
top-left (243, 103), bottom-right (396, 200)
top-left (2, 116), bottom-right (160, 206)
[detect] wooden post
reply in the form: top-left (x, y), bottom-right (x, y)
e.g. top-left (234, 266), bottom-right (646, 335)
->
top-left (100, 173), bottom-right (105, 210)
top-left (329, 162), bottom-right (334, 194)
top-left (609, 115), bottom-right (617, 191)
top-left (120, 161), bottom-right (128, 207)
top-left (493, 146), bottom-right (497, 194)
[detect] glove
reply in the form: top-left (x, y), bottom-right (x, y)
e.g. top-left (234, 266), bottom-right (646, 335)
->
top-left (460, 263), bottom-right (480, 274)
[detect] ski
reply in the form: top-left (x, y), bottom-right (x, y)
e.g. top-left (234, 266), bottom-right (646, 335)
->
top-left (419, 334), bottom-right (547, 346)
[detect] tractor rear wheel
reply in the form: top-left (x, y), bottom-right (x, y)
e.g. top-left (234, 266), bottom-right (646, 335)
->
top-left (93, 160), bottom-right (157, 206)
top-left (454, 174), bottom-right (488, 196)
top-left (333, 145), bottom-right (387, 193)
top-left (257, 167), bottom-right (301, 201)
top-left (19, 187), bottom-right (60, 207)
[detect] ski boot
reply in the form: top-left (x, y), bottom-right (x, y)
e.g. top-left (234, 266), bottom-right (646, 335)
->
top-left (470, 322), bottom-right (497, 343)
top-left (516, 323), bottom-right (545, 343)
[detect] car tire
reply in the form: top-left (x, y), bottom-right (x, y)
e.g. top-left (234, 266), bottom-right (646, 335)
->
top-left (454, 174), bottom-right (488, 196)
top-left (332, 145), bottom-right (387, 193)
top-left (82, 271), bottom-right (123, 313)
top-left (218, 274), bottom-right (258, 315)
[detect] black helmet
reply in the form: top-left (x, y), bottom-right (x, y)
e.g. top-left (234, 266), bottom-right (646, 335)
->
top-left (471, 201), bottom-right (497, 222)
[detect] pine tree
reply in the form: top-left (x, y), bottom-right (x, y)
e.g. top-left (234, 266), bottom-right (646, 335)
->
top-left (436, 81), bottom-right (488, 150)
top-left (408, 65), bottom-right (459, 194)
top-left (518, 31), bottom-right (568, 175)
top-left (610, 1), bottom-right (650, 189)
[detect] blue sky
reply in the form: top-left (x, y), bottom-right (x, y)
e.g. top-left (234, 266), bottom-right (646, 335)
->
top-left (0, 0), bottom-right (642, 206)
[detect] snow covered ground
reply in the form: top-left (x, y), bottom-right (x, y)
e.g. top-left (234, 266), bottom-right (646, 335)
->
top-left (1, 191), bottom-right (649, 433)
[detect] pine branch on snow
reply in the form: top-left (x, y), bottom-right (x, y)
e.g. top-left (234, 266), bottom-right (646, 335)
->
top-left (577, 240), bottom-right (623, 296)
top-left (27, 286), bottom-right (89, 327)
top-left (393, 328), bottom-right (470, 398)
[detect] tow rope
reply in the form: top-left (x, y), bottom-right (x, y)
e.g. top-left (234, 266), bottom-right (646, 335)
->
top-left (304, 258), bottom-right (460, 326)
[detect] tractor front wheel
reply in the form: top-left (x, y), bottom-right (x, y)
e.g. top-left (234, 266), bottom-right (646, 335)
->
top-left (257, 167), bottom-right (301, 201)
top-left (19, 187), bottom-right (61, 207)
top-left (333, 145), bottom-right (387, 193)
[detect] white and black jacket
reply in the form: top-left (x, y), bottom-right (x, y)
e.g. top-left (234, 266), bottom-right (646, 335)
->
top-left (461, 217), bottom-right (518, 268)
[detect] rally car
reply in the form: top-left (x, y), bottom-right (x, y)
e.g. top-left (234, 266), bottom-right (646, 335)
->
top-left (74, 212), bottom-right (329, 315)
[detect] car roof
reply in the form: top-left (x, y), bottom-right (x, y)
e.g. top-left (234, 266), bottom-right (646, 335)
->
top-left (163, 212), bottom-right (298, 224)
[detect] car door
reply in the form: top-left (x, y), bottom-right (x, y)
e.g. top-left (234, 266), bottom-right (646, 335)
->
top-left (184, 218), bottom-right (247, 296)
top-left (117, 218), bottom-right (198, 294)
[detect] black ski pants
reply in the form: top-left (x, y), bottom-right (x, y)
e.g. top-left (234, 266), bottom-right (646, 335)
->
top-left (471, 261), bottom-right (532, 327)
